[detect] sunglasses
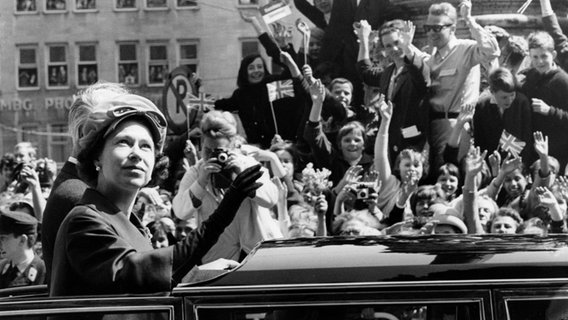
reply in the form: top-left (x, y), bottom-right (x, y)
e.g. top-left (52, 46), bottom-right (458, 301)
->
top-left (423, 24), bottom-right (453, 33)
top-left (105, 106), bottom-right (167, 137)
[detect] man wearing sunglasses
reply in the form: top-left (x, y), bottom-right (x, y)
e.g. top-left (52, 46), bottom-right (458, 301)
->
top-left (402, 0), bottom-right (500, 179)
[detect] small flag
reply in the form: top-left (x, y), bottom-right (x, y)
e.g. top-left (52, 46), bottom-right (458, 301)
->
top-left (260, 0), bottom-right (292, 25)
top-left (267, 80), bottom-right (295, 102)
top-left (188, 92), bottom-right (215, 112)
top-left (499, 130), bottom-right (526, 157)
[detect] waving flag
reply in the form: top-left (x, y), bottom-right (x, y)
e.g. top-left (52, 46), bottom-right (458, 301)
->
top-left (188, 92), bottom-right (215, 112)
top-left (267, 80), bottom-right (295, 102)
top-left (499, 130), bottom-right (526, 158)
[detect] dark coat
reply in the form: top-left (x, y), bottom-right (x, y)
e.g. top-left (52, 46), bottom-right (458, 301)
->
top-left (357, 59), bottom-right (428, 163)
top-left (42, 160), bottom-right (88, 284)
top-left (473, 91), bottom-right (535, 166)
top-left (521, 67), bottom-right (568, 168)
top-left (50, 188), bottom-right (238, 296)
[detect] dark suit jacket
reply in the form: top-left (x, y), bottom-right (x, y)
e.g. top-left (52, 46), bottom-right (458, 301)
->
top-left (42, 160), bottom-right (88, 284)
top-left (357, 59), bottom-right (428, 163)
top-left (50, 188), bottom-right (238, 296)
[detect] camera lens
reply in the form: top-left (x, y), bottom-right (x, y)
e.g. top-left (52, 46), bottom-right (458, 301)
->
top-left (217, 152), bottom-right (228, 163)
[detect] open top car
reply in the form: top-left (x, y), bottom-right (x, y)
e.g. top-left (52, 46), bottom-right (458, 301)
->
top-left (1, 234), bottom-right (568, 319)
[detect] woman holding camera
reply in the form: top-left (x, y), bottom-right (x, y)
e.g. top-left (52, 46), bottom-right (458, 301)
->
top-left (173, 110), bottom-right (282, 264)
top-left (50, 93), bottom-right (263, 296)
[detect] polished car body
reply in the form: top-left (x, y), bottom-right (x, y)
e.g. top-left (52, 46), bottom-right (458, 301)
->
top-left (1, 234), bottom-right (568, 319)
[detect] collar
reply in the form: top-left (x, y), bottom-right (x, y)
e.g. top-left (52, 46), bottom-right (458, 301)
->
top-left (67, 156), bottom-right (78, 165)
top-left (433, 36), bottom-right (458, 61)
top-left (15, 250), bottom-right (35, 273)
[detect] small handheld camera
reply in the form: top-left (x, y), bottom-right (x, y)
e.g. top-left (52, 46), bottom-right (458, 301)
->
top-left (210, 148), bottom-right (233, 189)
top-left (210, 148), bottom-right (230, 168)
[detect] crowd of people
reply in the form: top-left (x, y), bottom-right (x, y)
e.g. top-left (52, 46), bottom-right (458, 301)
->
top-left (0, 0), bottom-right (568, 293)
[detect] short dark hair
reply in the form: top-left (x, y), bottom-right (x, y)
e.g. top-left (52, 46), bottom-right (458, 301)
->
top-left (489, 67), bottom-right (517, 93)
top-left (378, 19), bottom-right (405, 46)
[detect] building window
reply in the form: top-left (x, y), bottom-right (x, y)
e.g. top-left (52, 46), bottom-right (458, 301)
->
top-left (241, 39), bottom-right (260, 58)
top-left (148, 43), bottom-right (168, 86)
top-left (17, 46), bottom-right (39, 90)
top-left (48, 123), bottom-right (70, 163)
top-left (19, 124), bottom-right (38, 144)
top-left (75, 0), bottom-right (96, 10)
top-left (115, 0), bottom-right (136, 9)
top-left (16, 0), bottom-right (37, 12)
top-left (118, 43), bottom-right (139, 86)
top-left (176, 0), bottom-right (197, 8)
top-left (77, 44), bottom-right (98, 87)
top-left (45, 0), bottom-right (67, 11)
top-left (47, 45), bottom-right (69, 88)
top-left (178, 41), bottom-right (198, 73)
top-left (145, 0), bottom-right (167, 9)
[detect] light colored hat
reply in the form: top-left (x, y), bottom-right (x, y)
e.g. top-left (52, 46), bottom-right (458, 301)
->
top-left (79, 94), bottom-right (167, 155)
top-left (432, 205), bottom-right (468, 234)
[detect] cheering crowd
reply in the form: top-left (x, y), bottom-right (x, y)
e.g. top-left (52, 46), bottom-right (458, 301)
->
top-left (1, 0), bottom-right (568, 292)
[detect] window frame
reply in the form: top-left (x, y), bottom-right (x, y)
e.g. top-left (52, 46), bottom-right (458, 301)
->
top-left (114, 0), bottom-right (138, 11)
top-left (44, 0), bottom-right (68, 13)
top-left (144, 0), bottom-right (168, 11)
top-left (73, 0), bottom-right (98, 12)
top-left (76, 42), bottom-right (99, 88)
top-left (47, 123), bottom-right (71, 163)
top-left (16, 45), bottom-right (40, 91)
top-left (174, 0), bottom-right (198, 10)
top-left (177, 39), bottom-right (199, 75)
top-left (45, 43), bottom-right (70, 90)
top-left (146, 41), bottom-right (169, 87)
top-left (15, 0), bottom-right (39, 14)
top-left (117, 42), bottom-right (140, 87)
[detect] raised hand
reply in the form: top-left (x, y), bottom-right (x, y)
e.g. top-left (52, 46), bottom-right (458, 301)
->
top-left (534, 131), bottom-right (549, 156)
top-left (354, 19), bottom-right (372, 42)
top-left (535, 186), bottom-right (558, 208)
top-left (459, 0), bottom-right (472, 20)
top-left (377, 95), bottom-right (393, 122)
top-left (302, 64), bottom-right (315, 85)
top-left (465, 147), bottom-right (488, 176)
top-left (488, 151), bottom-right (501, 177)
top-left (400, 20), bottom-right (416, 49)
top-left (500, 153), bottom-right (522, 175)
top-left (308, 78), bottom-right (326, 104)
top-left (229, 164), bottom-right (263, 199)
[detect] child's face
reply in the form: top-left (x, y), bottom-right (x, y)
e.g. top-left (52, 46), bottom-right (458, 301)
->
top-left (276, 150), bottom-right (295, 179)
top-left (331, 83), bottom-right (353, 108)
top-left (503, 169), bottom-right (527, 198)
top-left (437, 173), bottom-right (459, 197)
top-left (151, 231), bottom-right (169, 249)
top-left (529, 47), bottom-right (556, 74)
top-left (491, 90), bottom-right (516, 110)
top-left (246, 57), bottom-right (265, 84)
top-left (490, 216), bottom-right (518, 234)
top-left (399, 157), bottom-right (424, 183)
top-left (340, 131), bottom-right (364, 161)
top-left (308, 38), bottom-right (321, 60)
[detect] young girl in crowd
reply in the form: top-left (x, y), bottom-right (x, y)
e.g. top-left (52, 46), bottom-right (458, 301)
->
top-left (436, 163), bottom-right (461, 202)
top-left (375, 97), bottom-right (428, 221)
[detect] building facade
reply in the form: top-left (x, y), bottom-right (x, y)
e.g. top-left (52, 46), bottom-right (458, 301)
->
top-left (0, 0), bottom-right (289, 162)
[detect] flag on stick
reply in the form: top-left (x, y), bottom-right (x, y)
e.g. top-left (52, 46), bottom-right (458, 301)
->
top-left (296, 19), bottom-right (311, 65)
top-left (499, 130), bottom-right (526, 158)
top-left (267, 80), bottom-right (295, 102)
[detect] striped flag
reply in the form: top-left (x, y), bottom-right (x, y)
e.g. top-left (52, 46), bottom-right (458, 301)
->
top-left (188, 92), bottom-right (215, 112)
top-left (267, 80), bottom-right (295, 102)
top-left (499, 130), bottom-right (526, 158)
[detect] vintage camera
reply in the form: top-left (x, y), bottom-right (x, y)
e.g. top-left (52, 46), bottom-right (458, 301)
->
top-left (210, 148), bottom-right (233, 189)
top-left (210, 148), bottom-right (230, 168)
top-left (351, 184), bottom-right (376, 210)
